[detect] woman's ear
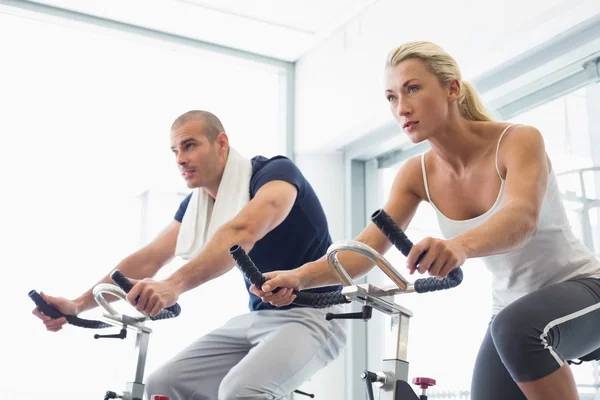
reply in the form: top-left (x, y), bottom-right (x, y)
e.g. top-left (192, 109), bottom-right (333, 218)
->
top-left (448, 78), bottom-right (461, 102)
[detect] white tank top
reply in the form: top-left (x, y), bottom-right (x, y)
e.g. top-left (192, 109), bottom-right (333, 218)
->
top-left (421, 124), bottom-right (600, 314)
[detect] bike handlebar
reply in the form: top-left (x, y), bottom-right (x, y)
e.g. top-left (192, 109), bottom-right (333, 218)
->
top-left (230, 208), bottom-right (463, 307)
top-left (29, 270), bottom-right (181, 329)
top-left (370, 209), bottom-right (463, 293)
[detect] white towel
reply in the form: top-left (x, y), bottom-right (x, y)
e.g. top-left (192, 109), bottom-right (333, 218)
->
top-left (175, 147), bottom-right (252, 260)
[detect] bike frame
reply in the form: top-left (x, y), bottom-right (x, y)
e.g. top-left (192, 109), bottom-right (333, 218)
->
top-left (326, 240), bottom-right (428, 400)
top-left (93, 283), bottom-right (154, 400)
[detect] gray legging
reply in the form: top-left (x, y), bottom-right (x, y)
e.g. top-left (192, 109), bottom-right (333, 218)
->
top-left (471, 277), bottom-right (600, 399)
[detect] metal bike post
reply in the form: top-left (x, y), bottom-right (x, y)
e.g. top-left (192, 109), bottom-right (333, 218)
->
top-left (327, 242), bottom-right (418, 400)
top-left (124, 329), bottom-right (151, 400)
top-left (96, 285), bottom-right (155, 400)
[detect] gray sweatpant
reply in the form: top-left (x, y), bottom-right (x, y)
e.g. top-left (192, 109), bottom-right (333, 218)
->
top-left (471, 277), bottom-right (600, 399)
top-left (144, 305), bottom-right (347, 400)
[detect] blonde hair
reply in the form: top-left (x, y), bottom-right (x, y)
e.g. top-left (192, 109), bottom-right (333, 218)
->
top-left (386, 41), bottom-right (494, 122)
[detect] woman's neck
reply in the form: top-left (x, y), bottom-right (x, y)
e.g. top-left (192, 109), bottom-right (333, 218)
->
top-left (427, 118), bottom-right (496, 174)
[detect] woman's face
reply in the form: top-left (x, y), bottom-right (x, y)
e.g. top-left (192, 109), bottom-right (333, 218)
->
top-left (384, 58), bottom-right (456, 143)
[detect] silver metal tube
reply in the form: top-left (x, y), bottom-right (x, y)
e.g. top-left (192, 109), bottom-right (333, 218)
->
top-left (93, 283), bottom-right (151, 319)
top-left (379, 284), bottom-right (416, 296)
top-left (326, 240), bottom-right (410, 290)
top-left (134, 330), bottom-right (151, 383)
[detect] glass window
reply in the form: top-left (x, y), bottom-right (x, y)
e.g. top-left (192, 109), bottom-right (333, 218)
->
top-left (1, 10), bottom-right (287, 400)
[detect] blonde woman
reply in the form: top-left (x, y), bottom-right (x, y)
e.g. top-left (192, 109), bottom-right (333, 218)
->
top-left (251, 41), bottom-right (600, 399)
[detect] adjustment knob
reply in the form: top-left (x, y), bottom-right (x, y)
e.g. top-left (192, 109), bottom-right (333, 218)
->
top-left (412, 377), bottom-right (436, 389)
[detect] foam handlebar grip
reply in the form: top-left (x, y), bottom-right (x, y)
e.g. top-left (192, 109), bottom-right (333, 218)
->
top-left (413, 268), bottom-right (463, 293)
top-left (229, 245), bottom-right (350, 308)
top-left (29, 290), bottom-right (64, 319)
top-left (229, 245), bottom-right (278, 293)
top-left (110, 270), bottom-right (135, 293)
top-left (371, 209), bottom-right (413, 257)
top-left (371, 209), bottom-right (426, 265)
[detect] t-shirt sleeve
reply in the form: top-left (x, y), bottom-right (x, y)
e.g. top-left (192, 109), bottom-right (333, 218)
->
top-left (174, 192), bottom-right (193, 222)
top-left (250, 157), bottom-right (306, 198)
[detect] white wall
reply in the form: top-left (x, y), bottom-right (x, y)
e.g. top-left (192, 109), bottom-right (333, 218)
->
top-left (293, 153), bottom-right (347, 400)
top-left (296, 153), bottom-right (347, 241)
top-left (294, 0), bottom-right (600, 154)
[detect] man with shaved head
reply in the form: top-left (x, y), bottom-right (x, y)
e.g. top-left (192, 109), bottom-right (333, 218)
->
top-left (33, 109), bottom-right (347, 399)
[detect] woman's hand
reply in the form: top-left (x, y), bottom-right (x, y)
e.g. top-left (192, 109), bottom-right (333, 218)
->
top-left (406, 237), bottom-right (467, 278)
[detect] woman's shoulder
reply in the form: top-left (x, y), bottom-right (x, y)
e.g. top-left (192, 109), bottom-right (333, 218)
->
top-left (482, 121), bottom-right (540, 138)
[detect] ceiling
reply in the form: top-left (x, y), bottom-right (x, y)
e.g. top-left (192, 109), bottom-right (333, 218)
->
top-left (18, 0), bottom-right (380, 61)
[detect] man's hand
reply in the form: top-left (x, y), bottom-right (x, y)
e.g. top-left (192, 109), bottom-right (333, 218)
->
top-left (406, 237), bottom-right (467, 278)
top-left (31, 292), bottom-right (81, 332)
top-left (249, 270), bottom-right (303, 307)
top-left (126, 278), bottom-right (181, 317)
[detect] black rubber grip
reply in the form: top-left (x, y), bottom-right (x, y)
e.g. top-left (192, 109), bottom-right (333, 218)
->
top-left (28, 290), bottom-right (111, 329)
top-left (227, 246), bottom-right (277, 293)
top-left (110, 270), bottom-right (135, 293)
top-left (229, 245), bottom-right (350, 308)
top-left (370, 209), bottom-right (463, 293)
top-left (371, 209), bottom-right (422, 261)
top-left (109, 270), bottom-right (182, 320)
top-left (413, 267), bottom-right (463, 293)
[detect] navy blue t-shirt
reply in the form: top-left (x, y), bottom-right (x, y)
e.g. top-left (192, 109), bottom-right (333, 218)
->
top-left (174, 155), bottom-right (342, 311)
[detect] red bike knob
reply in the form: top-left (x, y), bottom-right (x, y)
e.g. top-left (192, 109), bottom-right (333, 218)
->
top-left (412, 377), bottom-right (436, 389)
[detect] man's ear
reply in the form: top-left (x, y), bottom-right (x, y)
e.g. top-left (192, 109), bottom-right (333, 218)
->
top-left (216, 132), bottom-right (229, 154)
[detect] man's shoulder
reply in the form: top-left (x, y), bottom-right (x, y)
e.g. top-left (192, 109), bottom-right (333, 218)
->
top-left (250, 155), bottom-right (302, 179)
top-left (249, 155), bottom-right (306, 197)
top-left (251, 155), bottom-right (294, 172)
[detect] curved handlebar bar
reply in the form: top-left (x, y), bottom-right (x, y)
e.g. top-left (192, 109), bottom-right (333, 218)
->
top-left (326, 240), bottom-right (412, 291)
top-left (29, 270), bottom-right (181, 329)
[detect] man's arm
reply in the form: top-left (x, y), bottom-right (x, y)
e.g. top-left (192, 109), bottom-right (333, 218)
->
top-left (73, 220), bottom-right (180, 313)
top-left (33, 220), bottom-right (180, 331)
top-left (450, 125), bottom-right (549, 258)
top-left (165, 180), bottom-right (298, 293)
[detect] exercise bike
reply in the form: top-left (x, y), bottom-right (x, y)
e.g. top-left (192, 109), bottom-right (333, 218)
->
top-left (29, 270), bottom-right (182, 400)
top-left (230, 208), bottom-right (463, 400)
top-left (29, 269), bottom-right (316, 400)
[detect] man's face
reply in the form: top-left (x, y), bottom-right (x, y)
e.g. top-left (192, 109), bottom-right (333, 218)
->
top-left (170, 120), bottom-right (221, 189)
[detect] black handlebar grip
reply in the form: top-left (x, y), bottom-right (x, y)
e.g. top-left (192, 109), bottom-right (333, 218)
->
top-left (414, 268), bottom-right (464, 293)
top-left (229, 245), bottom-right (280, 294)
top-left (109, 270), bottom-right (182, 319)
top-left (371, 209), bottom-right (426, 265)
top-left (371, 209), bottom-right (412, 256)
top-left (29, 290), bottom-right (64, 319)
top-left (28, 290), bottom-right (111, 329)
top-left (110, 270), bottom-right (135, 293)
